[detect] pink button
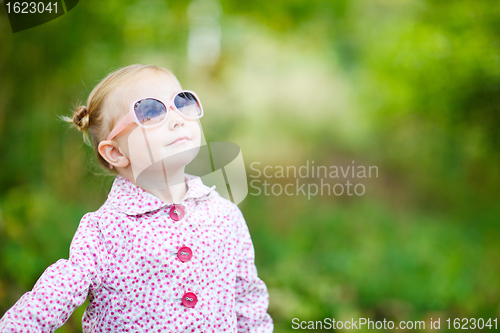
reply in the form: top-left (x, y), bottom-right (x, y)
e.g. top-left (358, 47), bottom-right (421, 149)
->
top-left (182, 292), bottom-right (198, 308)
top-left (169, 204), bottom-right (185, 221)
top-left (177, 246), bottom-right (193, 262)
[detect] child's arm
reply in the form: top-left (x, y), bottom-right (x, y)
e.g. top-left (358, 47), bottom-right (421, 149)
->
top-left (0, 212), bottom-right (108, 333)
top-left (233, 205), bottom-right (274, 333)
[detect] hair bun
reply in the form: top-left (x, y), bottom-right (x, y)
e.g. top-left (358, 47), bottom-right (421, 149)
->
top-left (73, 106), bottom-right (90, 131)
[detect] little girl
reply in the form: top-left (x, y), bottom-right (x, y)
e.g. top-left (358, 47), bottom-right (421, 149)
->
top-left (0, 64), bottom-right (273, 332)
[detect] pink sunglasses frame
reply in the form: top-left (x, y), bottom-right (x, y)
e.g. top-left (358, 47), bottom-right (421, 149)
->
top-left (105, 90), bottom-right (204, 141)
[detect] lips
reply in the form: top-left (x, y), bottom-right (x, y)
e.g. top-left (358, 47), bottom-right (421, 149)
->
top-left (167, 136), bottom-right (189, 146)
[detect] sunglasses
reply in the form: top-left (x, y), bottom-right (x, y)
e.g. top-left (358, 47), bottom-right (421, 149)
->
top-left (106, 90), bottom-right (203, 141)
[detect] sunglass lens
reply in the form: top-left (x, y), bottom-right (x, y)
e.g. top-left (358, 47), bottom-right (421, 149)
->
top-left (174, 92), bottom-right (202, 118)
top-left (134, 99), bottom-right (167, 126)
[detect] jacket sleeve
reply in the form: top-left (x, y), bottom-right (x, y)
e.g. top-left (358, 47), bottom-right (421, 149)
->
top-left (0, 212), bottom-right (108, 333)
top-left (233, 205), bottom-right (273, 333)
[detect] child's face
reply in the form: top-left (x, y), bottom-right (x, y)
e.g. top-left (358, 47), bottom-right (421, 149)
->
top-left (110, 71), bottom-right (202, 185)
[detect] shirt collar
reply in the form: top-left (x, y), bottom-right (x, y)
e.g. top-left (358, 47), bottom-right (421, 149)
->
top-left (106, 173), bottom-right (216, 216)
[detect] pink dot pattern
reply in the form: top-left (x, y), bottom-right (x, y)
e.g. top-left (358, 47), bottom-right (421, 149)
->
top-left (0, 174), bottom-right (273, 332)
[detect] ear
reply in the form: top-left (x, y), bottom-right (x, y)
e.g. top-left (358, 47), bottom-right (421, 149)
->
top-left (98, 140), bottom-right (130, 168)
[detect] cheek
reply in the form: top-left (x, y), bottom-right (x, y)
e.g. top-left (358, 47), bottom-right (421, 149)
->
top-left (128, 127), bottom-right (156, 172)
top-left (190, 122), bottom-right (202, 147)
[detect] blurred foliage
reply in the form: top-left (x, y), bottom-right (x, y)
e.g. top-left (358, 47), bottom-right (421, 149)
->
top-left (1, 0), bottom-right (499, 332)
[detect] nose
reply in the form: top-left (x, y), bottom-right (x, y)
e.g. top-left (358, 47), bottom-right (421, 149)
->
top-left (167, 106), bottom-right (185, 129)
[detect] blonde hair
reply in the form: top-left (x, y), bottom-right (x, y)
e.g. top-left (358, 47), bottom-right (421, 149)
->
top-left (63, 64), bottom-right (180, 170)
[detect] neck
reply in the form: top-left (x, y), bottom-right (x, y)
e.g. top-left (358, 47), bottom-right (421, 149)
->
top-left (118, 164), bottom-right (188, 204)
top-left (148, 167), bottom-right (188, 204)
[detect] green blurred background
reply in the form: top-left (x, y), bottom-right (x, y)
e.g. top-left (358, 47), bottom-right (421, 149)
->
top-left (1, 0), bottom-right (499, 332)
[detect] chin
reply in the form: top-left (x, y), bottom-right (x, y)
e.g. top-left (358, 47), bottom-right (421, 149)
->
top-left (163, 144), bottom-right (200, 170)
